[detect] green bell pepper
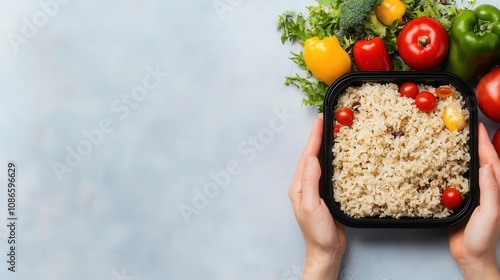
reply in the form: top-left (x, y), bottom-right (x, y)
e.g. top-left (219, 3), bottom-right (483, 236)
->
top-left (445, 4), bottom-right (500, 82)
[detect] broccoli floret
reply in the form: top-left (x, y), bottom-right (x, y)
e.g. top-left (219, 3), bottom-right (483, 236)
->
top-left (364, 12), bottom-right (398, 55)
top-left (363, 13), bottom-right (387, 39)
top-left (336, 0), bottom-right (379, 39)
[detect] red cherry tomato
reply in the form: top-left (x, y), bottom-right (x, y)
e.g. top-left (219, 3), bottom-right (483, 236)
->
top-left (397, 17), bottom-right (449, 70)
top-left (476, 67), bottom-right (500, 122)
top-left (415, 91), bottom-right (437, 112)
top-left (441, 188), bottom-right (463, 210)
top-left (399, 82), bottom-right (419, 99)
top-left (336, 107), bottom-right (354, 126)
top-left (333, 124), bottom-right (341, 134)
top-left (492, 129), bottom-right (500, 158)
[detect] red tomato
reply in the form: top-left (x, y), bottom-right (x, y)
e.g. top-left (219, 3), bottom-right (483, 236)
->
top-left (399, 82), bottom-right (419, 99)
top-left (333, 124), bottom-right (341, 134)
top-left (415, 91), bottom-right (437, 112)
top-left (397, 17), bottom-right (449, 70)
top-left (441, 188), bottom-right (462, 210)
top-left (492, 129), bottom-right (500, 157)
top-left (476, 67), bottom-right (500, 122)
top-left (336, 107), bottom-right (354, 126)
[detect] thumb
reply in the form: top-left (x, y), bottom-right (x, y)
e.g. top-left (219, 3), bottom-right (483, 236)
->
top-left (300, 156), bottom-right (322, 212)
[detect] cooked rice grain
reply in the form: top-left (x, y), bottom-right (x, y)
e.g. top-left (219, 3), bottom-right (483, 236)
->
top-left (333, 83), bottom-right (470, 218)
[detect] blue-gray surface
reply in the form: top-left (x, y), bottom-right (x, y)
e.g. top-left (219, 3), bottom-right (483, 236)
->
top-left (0, 0), bottom-right (498, 279)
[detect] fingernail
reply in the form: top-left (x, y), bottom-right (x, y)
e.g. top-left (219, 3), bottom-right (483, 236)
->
top-left (318, 113), bottom-right (323, 120)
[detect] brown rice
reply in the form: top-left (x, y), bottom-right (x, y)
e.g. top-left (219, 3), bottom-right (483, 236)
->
top-left (332, 82), bottom-right (470, 218)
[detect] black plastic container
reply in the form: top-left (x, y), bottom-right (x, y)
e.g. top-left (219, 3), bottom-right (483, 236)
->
top-left (320, 71), bottom-right (479, 228)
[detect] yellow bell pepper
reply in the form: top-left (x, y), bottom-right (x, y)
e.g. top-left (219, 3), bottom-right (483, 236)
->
top-left (376, 0), bottom-right (406, 26)
top-left (303, 36), bottom-right (351, 86)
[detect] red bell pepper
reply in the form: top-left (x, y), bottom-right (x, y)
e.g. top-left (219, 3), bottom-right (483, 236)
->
top-left (353, 37), bottom-right (392, 71)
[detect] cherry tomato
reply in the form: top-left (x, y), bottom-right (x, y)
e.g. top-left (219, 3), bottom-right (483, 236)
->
top-left (477, 67), bottom-right (500, 122)
top-left (397, 17), bottom-right (449, 70)
top-left (336, 107), bottom-right (354, 126)
top-left (415, 91), bottom-right (437, 112)
top-left (441, 188), bottom-right (462, 210)
top-left (436, 86), bottom-right (455, 98)
top-left (399, 82), bottom-right (419, 99)
top-left (492, 129), bottom-right (500, 157)
top-left (442, 105), bottom-right (466, 131)
top-left (333, 124), bottom-right (341, 134)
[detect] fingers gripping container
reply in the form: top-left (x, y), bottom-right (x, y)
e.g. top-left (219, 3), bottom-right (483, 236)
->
top-left (320, 71), bottom-right (479, 228)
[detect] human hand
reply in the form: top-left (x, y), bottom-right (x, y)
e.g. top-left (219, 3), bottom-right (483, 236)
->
top-left (449, 123), bottom-right (500, 280)
top-left (288, 114), bottom-right (346, 280)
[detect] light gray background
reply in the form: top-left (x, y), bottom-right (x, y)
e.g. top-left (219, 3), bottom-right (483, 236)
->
top-left (0, 0), bottom-right (498, 279)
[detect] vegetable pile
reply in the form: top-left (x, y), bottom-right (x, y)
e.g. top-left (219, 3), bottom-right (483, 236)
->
top-left (276, 0), bottom-right (500, 111)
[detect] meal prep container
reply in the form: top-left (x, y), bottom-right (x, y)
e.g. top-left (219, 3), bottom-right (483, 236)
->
top-left (320, 71), bottom-right (479, 228)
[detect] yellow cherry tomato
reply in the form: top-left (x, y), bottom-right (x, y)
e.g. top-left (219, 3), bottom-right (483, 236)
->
top-left (376, 0), bottom-right (406, 26)
top-left (442, 105), bottom-right (466, 131)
